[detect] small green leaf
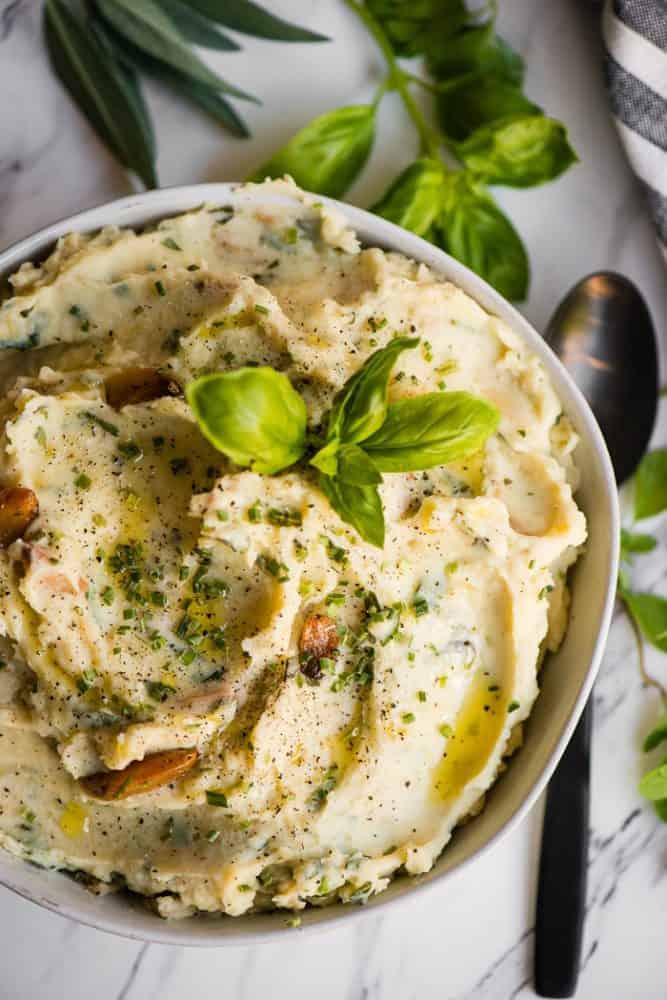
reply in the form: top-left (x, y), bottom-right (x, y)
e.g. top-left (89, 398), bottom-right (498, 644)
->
top-left (156, 0), bottom-right (241, 50)
top-left (455, 116), bottom-right (578, 187)
top-left (639, 758), bottom-right (667, 801)
top-left (644, 718), bottom-right (667, 752)
top-left (250, 105), bottom-right (376, 198)
top-left (337, 445), bottom-right (382, 486)
top-left (186, 0), bottom-right (328, 42)
top-left (326, 336), bottom-right (419, 446)
top-left (44, 0), bottom-right (157, 188)
top-left (95, 0), bottom-right (258, 101)
top-left (438, 75), bottom-right (539, 142)
top-left (427, 20), bottom-right (524, 85)
top-left (366, 0), bottom-right (468, 57)
top-left (186, 368), bottom-right (307, 475)
top-left (436, 173), bottom-right (529, 300)
top-left (372, 158), bottom-right (446, 238)
top-left (623, 589), bottom-right (667, 653)
top-left (319, 474), bottom-right (385, 548)
top-left (655, 798), bottom-right (667, 821)
top-left (363, 392), bottom-right (500, 472)
top-left (634, 449), bottom-right (667, 520)
top-left (620, 527), bottom-right (657, 556)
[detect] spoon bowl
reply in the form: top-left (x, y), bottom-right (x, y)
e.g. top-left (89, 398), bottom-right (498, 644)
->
top-left (545, 271), bottom-right (659, 484)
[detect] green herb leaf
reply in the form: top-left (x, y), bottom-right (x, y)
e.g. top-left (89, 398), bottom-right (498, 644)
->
top-left (206, 789), bottom-right (229, 807)
top-left (436, 173), bottom-right (529, 300)
top-left (427, 20), bottom-right (524, 85)
top-left (437, 75), bottom-right (539, 142)
top-left (325, 336), bottom-right (419, 447)
top-left (44, 0), bottom-right (157, 188)
top-left (620, 527), bottom-right (657, 556)
top-left (644, 718), bottom-right (667, 753)
top-left (372, 158), bottom-right (446, 238)
top-left (337, 444), bottom-right (382, 486)
top-left (639, 758), bottom-right (667, 801)
top-left (363, 391), bottom-right (499, 472)
top-left (622, 589), bottom-right (667, 653)
top-left (95, 0), bottom-right (258, 101)
top-left (186, 368), bottom-right (307, 474)
top-left (156, 0), bottom-right (241, 50)
top-left (454, 116), bottom-right (578, 187)
top-left (634, 449), bottom-right (667, 520)
top-left (250, 105), bottom-right (376, 198)
top-left (366, 0), bottom-right (469, 57)
top-left (319, 474), bottom-right (385, 548)
top-left (655, 798), bottom-right (667, 821)
top-left (186, 0), bottom-right (328, 42)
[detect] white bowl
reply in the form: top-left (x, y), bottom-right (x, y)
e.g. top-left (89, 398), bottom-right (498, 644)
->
top-left (0, 184), bottom-right (619, 945)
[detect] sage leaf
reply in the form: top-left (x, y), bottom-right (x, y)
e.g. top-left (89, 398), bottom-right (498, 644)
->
top-left (186, 368), bottom-right (306, 474)
top-left (363, 392), bottom-right (499, 472)
top-left (372, 158), bottom-right (446, 238)
top-left (634, 448), bottom-right (667, 520)
top-left (185, 0), bottom-right (328, 42)
top-left (319, 474), bottom-right (385, 548)
top-left (644, 718), bottom-right (667, 753)
top-left (250, 105), bottom-right (376, 198)
top-left (620, 527), bottom-right (657, 556)
top-left (436, 173), bottom-right (529, 300)
top-left (455, 116), bottom-right (578, 187)
top-left (112, 39), bottom-right (249, 138)
top-left (156, 0), bottom-right (240, 50)
top-left (95, 0), bottom-right (258, 101)
top-left (325, 336), bottom-right (419, 446)
top-left (638, 758), bottom-right (667, 801)
top-left (44, 0), bottom-right (157, 189)
top-left (337, 445), bottom-right (382, 486)
top-left (438, 75), bottom-right (539, 142)
top-left (622, 589), bottom-right (667, 654)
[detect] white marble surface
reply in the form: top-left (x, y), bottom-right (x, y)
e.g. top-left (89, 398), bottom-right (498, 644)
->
top-left (1, 1), bottom-right (666, 997)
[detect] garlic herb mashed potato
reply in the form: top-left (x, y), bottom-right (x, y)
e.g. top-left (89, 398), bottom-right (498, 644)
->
top-left (0, 181), bottom-right (586, 918)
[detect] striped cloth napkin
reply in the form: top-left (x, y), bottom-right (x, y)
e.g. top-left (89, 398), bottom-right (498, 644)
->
top-left (602, 1), bottom-right (667, 260)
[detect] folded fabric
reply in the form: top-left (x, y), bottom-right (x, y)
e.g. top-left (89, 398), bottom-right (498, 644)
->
top-left (603, 0), bottom-right (667, 260)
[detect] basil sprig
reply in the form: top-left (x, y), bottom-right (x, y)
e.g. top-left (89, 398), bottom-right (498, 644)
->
top-left (187, 338), bottom-right (499, 547)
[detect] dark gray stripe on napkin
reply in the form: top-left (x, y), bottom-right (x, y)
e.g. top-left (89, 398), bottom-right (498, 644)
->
top-left (613, 0), bottom-right (667, 50)
top-left (605, 56), bottom-right (667, 150)
top-left (644, 184), bottom-right (667, 244)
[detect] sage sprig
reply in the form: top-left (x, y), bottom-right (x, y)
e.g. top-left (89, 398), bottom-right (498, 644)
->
top-left (186, 339), bottom-right (499, 547)
top-left (43, 0), bottom-right (327, 187)
top-left (254, 0), bottom-right (577, 299)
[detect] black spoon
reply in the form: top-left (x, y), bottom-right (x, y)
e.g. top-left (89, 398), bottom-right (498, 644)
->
top-left (534, 272), bottom-right (658, 998)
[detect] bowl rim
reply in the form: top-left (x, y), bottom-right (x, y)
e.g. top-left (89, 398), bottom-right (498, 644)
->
top-left (0, 182), bottom-right (620, 946)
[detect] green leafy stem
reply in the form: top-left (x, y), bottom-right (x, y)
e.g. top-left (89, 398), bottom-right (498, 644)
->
top-left (186, 338), bottom-right (499, 547)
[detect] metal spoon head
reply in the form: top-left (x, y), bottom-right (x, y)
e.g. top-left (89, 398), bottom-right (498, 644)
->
top-left (545, 271), bottom-right (658, 484)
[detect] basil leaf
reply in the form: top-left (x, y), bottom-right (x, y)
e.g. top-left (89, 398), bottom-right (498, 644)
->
top-left (326, 336), bottom-right (419, 446)
top-left (44, 0), bottom-right (157, 189)
top-left (95, 0), bottom-right (258, 101)
top-left (372, 158), bottom-right (446, 237)
top-left (427, 20), bottom-right (523, 85)
top-left (337, 445), bottom-right (382, 486)
top-left (635, 449), bottom-right (667, 520)
top-left (186, 368), bottom-right (306, 474)
top-left (639, 758), bottom-right (667, 801)
top-left (319, 474), bottom-right (385, 548)
top-left (455, 116), bottom-right (578, 188)
top-left (366, 0), bottom-right (468, 57)
top-left (644, 718), bottom-right (667, 753)
top-left (185, 0), bottom-right (328, 42)
top-left (622, 589), bottom-right (667, 654)
top-left (363, 392), bottom-right (499, 472)
top-left (436, 173), bottom-right (529, 300)
top-left (655, 798), bottom-right (667, 822)
top-left (438, 75), bottom-right (539, 142)
top-left (111, 37), bottom-right (249, 138)
top-left (620, 527), bottom-right (657, 556)
top-left (250, 105), bottom-right (376, 199)
top-left (156, 0), bottom-right (240, 50)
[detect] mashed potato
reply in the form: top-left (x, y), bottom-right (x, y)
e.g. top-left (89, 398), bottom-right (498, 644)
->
top-left (0, 180), bottom-right (585, 918)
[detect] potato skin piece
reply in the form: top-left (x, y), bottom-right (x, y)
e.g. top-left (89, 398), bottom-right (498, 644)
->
top-left (299, 614), bottom-right (340, 681)
top-left (105, 368), bottom-right (181, 409)
top-left (0, 487), bottom-right (39, 546)
top-left (80, 748), bottom-right (198, 800)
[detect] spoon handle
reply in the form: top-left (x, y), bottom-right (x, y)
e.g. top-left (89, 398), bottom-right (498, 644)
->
top-left (534, 699), bottom-right (592, 997)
